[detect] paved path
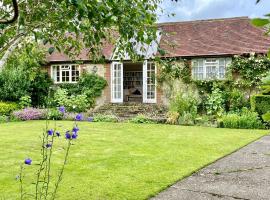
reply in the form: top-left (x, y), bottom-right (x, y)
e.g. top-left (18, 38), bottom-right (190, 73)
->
top-left (152, 135), bottom-right (270, 200)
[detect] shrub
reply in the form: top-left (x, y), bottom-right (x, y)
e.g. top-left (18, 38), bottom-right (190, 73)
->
top-left (57, 73), bottom-right (107, 108)
top-left (178, 112), bottom-right (195, 126)
top-left (47, 108), bottom-right (63, 120)
top-left (130, 114), bottom-right (155, 124)
top-left (12, 108), bottom-right (47, 120)
top-left (227, 88), bottom-right (247, 112)
top-left (169, 92), bottom-right (199, 117)
top-left (19, 95), bottom-right (32, 109)
top-left (219, 108), bottom-right (264, 129)
top-left (54, 88), bottom-right (89, 112)
top-left (0, 102), bottom-right (19, 115)
top-left (166, 111), bottom-right (179, 125)
top-left (206, 86), bottom-right (225, 116)
top-left (251, 95), bottom-right (270, 115)
top-left (93, 114), bottom-right (118, 122)
top-left (0, 115), bottom-right (7, 123)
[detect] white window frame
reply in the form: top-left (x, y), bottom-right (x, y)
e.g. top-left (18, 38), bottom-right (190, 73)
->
top-left (111, 62), bottom-right (123, 103)
top-left (51, 64), bottom-right (80, 83)
top-left (192, 58), bottom-right (231, 80)
top-left (143, 60), bottom-right (157, 103)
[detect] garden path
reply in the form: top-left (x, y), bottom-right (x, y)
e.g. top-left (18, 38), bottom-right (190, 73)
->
top-left (152, 135), bottom-right (270, 200)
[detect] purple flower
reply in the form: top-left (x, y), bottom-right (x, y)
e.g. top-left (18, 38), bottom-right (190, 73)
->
top-left (56, 132), bottom-right (60, 137)
top-left (88, 117), bottom-right (94, 122)
top-left (65, 131), bottom-right (71, 139)
top-left (45, 143), bottom-right (52, 148)
top-left (72, 133), bottom-right (78, 139)
top-left (24, 158), bottom-right (32, 165)
top-left (58, 106), bottom-right (65, 114)
top-left (48, 129), bottom-right (54, 136)
top-left (75, 114), bottom-right (83, 121)
top-left (72, 126), bottom-right (79, 133)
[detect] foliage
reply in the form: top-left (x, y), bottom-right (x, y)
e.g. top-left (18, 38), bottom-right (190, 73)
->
top-left (0, 43), bottom-right (53, 105)
top-left (47, 108), bottom-right (64, 120)
top-left (250, 94), bottom-right (270, 115)
top-left (130, 114), bottom-right (155, 124)
top-left (169, 92), bottom-right (199, 117)
top-left (0, 0), bottom-right (166, 68)
top-left (58, 73), bottom-right (107, 108)
top-left (93, 114), bottom-right (118, 122)
top-left (219, 108), bottom-right (264, 129)
top-left (261, 72), bottom-right (270, 95)
top-left (12, 108), bottom-right (47, 120)
top-left (262, 112), bottom-right (270, 122)
top-left (166, 111), bottom-right (179, 125)
top-left (19, 95), bottom-right (32, 109)
top-left (228, 55), bottom-right (270, 88)
top-left (0, 101), bottom-right (18, 115)
top-left (205, 86), bottom-right (225, 116)
top-left (227, 88), bottom-right (248, 112)
top-left (54, 88), bottom-right (89, 113)
top-left (178, 112), bottom-right (195, 126)
top-left (0, 115), bottom-right (7, 123)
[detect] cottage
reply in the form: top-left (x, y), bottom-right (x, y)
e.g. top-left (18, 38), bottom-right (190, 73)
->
top-left (45, 17), bottom-right (270, 106)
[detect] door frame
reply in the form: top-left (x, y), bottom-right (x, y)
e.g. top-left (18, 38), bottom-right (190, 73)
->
top-left (111, 61), bottom-right (123, 103)
top-left (143, 60), bottom-right (157, 104)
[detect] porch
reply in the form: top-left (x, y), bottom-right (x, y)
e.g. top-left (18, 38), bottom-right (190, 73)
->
top-left (111, 61), bottom-right (157, 104)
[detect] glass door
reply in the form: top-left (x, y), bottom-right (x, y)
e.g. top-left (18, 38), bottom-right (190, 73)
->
top-left (111, 62), bottom-right (123, 103)
top-left (143, 60), bottom-right (156, 103)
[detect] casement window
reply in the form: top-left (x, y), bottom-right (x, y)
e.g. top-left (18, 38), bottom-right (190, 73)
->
top-left (51, 64), bottom-right (80, 83)
top-left (192, 58), bottom-right (231, 80)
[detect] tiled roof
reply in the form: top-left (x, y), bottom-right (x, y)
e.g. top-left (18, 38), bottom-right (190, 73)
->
top-left (158, 17), bottom-right (270, 57)
top-left (46, 17), bottom-right (270, 62)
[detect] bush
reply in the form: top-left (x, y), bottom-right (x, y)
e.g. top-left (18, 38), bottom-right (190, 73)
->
top-left (47, 108), bottom-right (63, 120)
top-left (0, 102), bottom-right (19, 115)
top-left (178, 112), bottom-right (195, 126)
top-left (251, 95), bottom-right (270, 115)
top-left (166, 111), bottom-right (179, 125)
top-left (0, 115), bottom-right (7, 123)
top-left (206, 86), bottom-right (225, 116)
top-left (169, 92), bottom-right (199, 117)
top-left (19, 95), bottom-right (32, 109)
top-left (93, 114), bottom-right (118, 122)
top-left (54, 88), bottom-right (89, 112)
top-left (12, 108), bottom-right (47, 120)
top-left (219, 108), bottom-right (264, 129)
top-left (130, 114), bottom-right (155, 124)
top-left (227, 88), bottom-right (247, 112)
top-left (57, 73), bottom-right (107, 108)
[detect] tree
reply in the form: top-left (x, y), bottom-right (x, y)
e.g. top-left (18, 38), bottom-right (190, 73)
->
top-left (0, 0), bottom-right (176, 69)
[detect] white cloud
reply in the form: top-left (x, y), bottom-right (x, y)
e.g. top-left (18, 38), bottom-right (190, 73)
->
top-left (158, 0), bottom-right (270, 22)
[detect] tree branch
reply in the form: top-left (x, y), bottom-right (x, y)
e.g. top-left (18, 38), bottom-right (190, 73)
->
top-left (0, 0), bottom-right (19, 24)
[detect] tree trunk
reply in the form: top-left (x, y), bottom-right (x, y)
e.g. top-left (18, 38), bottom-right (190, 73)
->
top-left (0, 35), bottom-right (22, 70)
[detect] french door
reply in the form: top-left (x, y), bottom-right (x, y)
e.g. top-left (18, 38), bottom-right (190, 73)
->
top-left (111, 62), bottom-right (123, 103)
top-left (143, 60), bottom-right (157, 103)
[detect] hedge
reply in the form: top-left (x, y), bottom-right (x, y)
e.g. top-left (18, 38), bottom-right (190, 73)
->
top-left (251, 95), bottom-right (270, 115)
top-left (0, 102), bottom-right (19, 115)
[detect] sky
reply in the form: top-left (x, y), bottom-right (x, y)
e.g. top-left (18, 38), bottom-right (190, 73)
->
top-left (158, 0), bottom-right (270, 22)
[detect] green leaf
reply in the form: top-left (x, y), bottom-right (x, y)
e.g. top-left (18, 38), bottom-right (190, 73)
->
top-left (251, 18), bottom-right (270, 27)
top-left (268, 49), bottom-right (270, 58)
top-left (48, 47), bottom-right (55, 55)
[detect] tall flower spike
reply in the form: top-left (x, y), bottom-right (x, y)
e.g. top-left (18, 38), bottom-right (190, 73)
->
top-left (72, 126), bottom-right (79, 133)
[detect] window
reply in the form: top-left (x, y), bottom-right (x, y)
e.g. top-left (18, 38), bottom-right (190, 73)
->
top-left (192, 58), bottom-right (231, 80)
top-left (51, 65), bottom-right (80, 83)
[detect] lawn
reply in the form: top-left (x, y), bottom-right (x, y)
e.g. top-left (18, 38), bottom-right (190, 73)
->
top-left (0, 121), bottom-right (268, 200)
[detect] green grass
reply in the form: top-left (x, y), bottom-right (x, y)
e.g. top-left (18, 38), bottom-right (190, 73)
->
top-left (0, 121), bottom-right (268, 200)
